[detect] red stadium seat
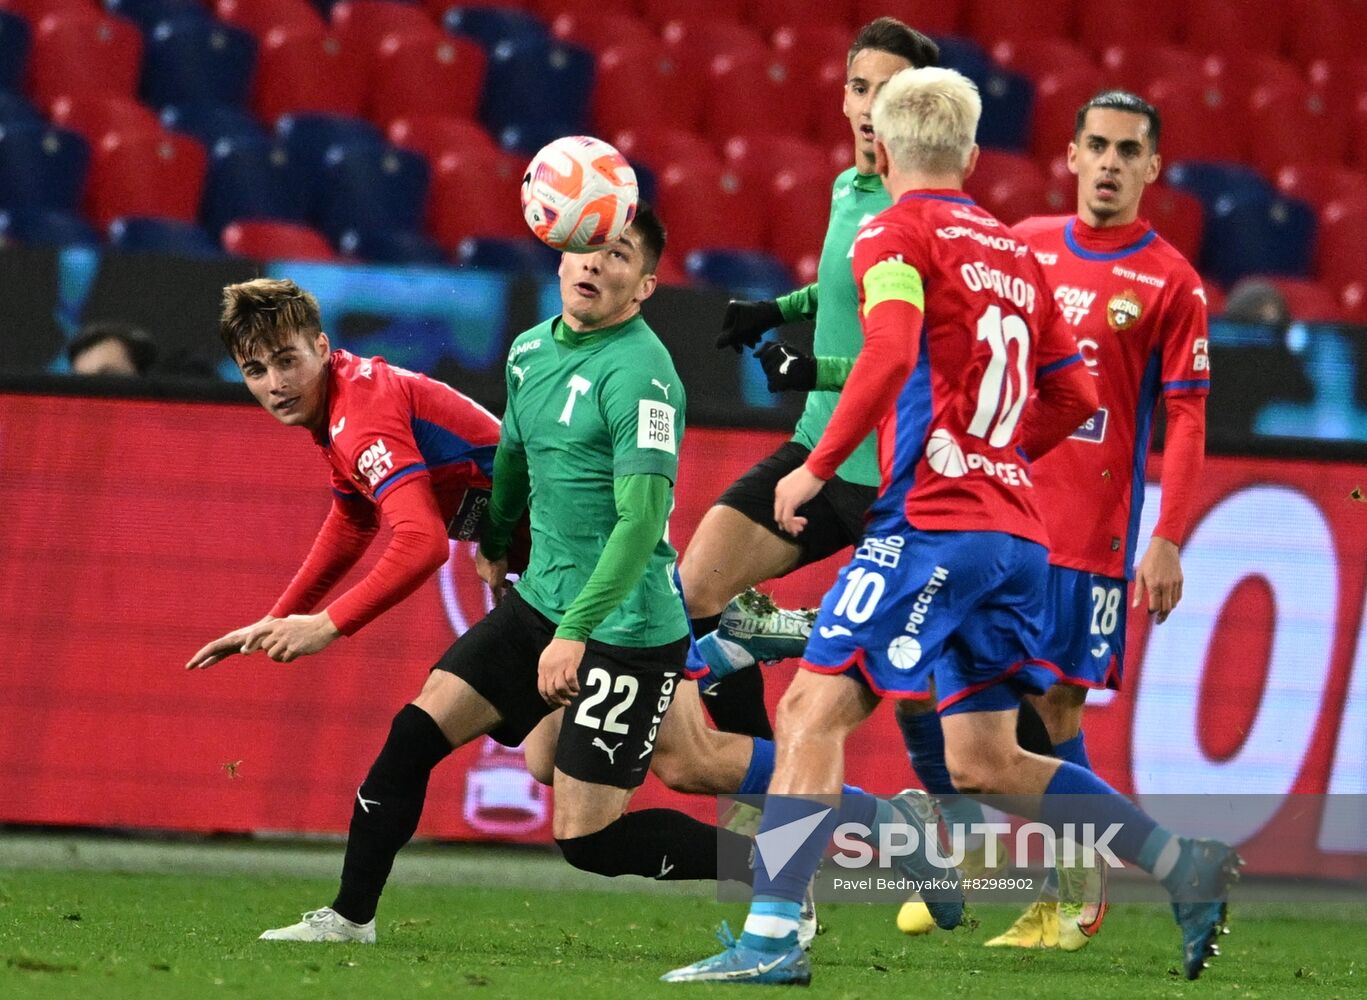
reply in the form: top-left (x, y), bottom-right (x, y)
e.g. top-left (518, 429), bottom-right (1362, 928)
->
top-left (252, 26), bottom-right (365, 126)
top-left (701, 51), bottom-right (809, 143)
top-left (963, 0), bottom-right (1074, 48)
top-left (654, 158), bottom-right (765, 255)
top-left (1076, 1), bottom-right (1181, 53)
top-left (990, 37), bottom-right (1094, 82)
top-left (550, 11), bottom-right (655, 54)
top-left (1182, 0), bottom-right (1286, 58)
top-left (591, 42), bottom-right (702, 136)
top-left (215, 0), bottom-right (325, 39)
top-left (0, 0), bottom-right (94, 20)
top-left (387, 113), bottom-right (497, 159)
top-left (1275, 163), bottom-right (1367, 214)
top-left (369, 31), bottom-right (485, 127)
top-left (1249, 277), bottom-right (1349, 322)
top-left (746, 0), bottom-right (853, 37)
top-left (26, 7), bottom-right (142, 106)
top-left (964, 149), bottom-right (1048, 226)
top-left (1028, 64), bottom-right (1104, 162)
top-left (660, 17), bottom-right (766, 78)
top-left (1248, 80), bottom-right (1349, 175)
top-left (331, 0), bottom-right (436, 66)
top-left (807, 53), bottom-right (857, 149)
top-left (48, 93), bottom-right (159, 148)
top-left (611, 125), bottom-right (718, 175)
top-left (1143, 183), bottom-right (1204, 265)
top-left (1335, 278), bottom-right (1367, 323)
top-left (1291, 3), bottom-right (1365, 69)
top-left (1353, 92), bottom-right (1367, 169)
top-left (851, 0), bottom-right (962, 39)
top-left (639, 0), bottom-right (737, 29)
top-left (1098, 44), bottom-right (1201, 96)
top-left (1201, 51), bottom-right (1303, 104)
top-left (768, 163), bottom-right (835, 284)
top-left (770, 23), bottom-right (849, 80)
top-left (426, 144), bottom-right (526, 249)
top-left (222, 219), bottom-right (338, 260)
top-left (85, 127), bottom-right (206, 229)
top-left (1314, 194), bottom-right (1367, 284)
top-left (722, 133), bottom-right (827, 197)
top-left (1145, 74), bottom-right (1247, 165)
top-left (532, 0), bottom-right (636, 18)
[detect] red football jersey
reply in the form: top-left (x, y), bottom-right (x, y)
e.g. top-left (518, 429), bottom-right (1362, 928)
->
top-left (1013, 215), bottom-right (1211, 579)
top-left (849, 191), bottom-right (1084, 547)
top-left (319, 349), bottom-right (500, 536)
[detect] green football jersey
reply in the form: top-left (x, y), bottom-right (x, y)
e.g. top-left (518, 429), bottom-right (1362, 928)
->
top-left (784, 167), bottom-right (890, 487)
top-left (500, 313), bottom-right (688, 648)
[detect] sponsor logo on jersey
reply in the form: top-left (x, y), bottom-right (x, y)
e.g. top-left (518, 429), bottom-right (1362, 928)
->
top-left (903, 566), bottom-right (949, 638)
top-left (855, 534), bottom-right (905, 569)
top-left (1054, 285), bottom-right (1096, 326)
top-left (1107, 289), bottom-right (1143, 331)
top-left (1033, 251), bottom-right (1058, 266)
top-left (1192, 336), bottom-right (1210, 373)
top-left (356, 438), bottom-right (395, 487)
top-left (637, 674), bottom-right (678, 760)
top-left (509, 338), bottom-right (542, 360)
top-left (509, 363), bottom-right (530, 386)
top-left (887, 635), bottom-right (923, 669)
top-left (637, 399), bottom-right (676, 453)
top-left (1111, 264), bottom-right (1165, 288)
top-left (925, 428), bottom-right (1032, 485)
top-left (958, 261), bottom-right (1038, 312)
top-left (1069, 406), bottom-right (1109, 444)
top-left (937, 226), bottom-right (1023, 255)
top-left (951, 208), bottom-right (999, 228)
top-left (448, 487), bottom-right (491, 541)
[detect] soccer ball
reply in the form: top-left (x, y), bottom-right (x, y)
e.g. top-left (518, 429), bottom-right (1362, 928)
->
top-left (521, 136), bottom-right (639, 253)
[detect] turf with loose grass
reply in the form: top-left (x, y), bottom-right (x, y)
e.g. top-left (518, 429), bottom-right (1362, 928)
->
top-left (0, 835), bottom-right (1363, 999)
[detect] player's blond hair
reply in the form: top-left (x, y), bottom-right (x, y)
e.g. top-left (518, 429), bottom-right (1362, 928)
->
top-left (872, 66), bottom-right (981, 176)
top-left (220, 278), bottom-right (322, 362)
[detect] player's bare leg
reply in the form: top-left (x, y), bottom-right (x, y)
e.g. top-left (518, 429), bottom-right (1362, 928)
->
top-left (1025, 684), bottom-right (1087, 745)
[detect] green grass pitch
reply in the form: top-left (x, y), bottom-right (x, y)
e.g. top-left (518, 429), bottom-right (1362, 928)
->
top-left (1, 834), bottom-right (1363, 999)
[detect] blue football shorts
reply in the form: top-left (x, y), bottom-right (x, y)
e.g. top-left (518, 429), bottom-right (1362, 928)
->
top-left (1035, 565), bottom-right (1127, 690)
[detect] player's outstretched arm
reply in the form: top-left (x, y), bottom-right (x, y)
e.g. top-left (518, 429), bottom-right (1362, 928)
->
top-left (1017, 358), bottom-right (1098, 461)
top-left (1134, 395), bottom-right (1206, 623)
top-left (185, 615), bottom-right (278, 670)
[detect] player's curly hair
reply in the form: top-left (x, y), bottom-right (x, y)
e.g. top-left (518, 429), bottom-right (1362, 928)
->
top-left (220, 278), bottom-right (323, 361)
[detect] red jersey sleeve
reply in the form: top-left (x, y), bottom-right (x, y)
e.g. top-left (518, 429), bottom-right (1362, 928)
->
top-left (1159, 268), bottom-right (1212, 397)
top-left (270, 495), bottom-right (380, 617)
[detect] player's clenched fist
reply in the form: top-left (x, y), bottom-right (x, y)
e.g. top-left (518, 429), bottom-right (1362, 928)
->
top-left (475, 549), bottom-right (510, 605)
top-left (185, 615), bottom-right (279, 670)
top-left (716, 299), bottom-right (784, 352)
top-left (538, 637), bottom-right (585, 707)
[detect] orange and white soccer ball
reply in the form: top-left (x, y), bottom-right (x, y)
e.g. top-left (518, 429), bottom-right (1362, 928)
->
top-left (521, 135), bottom-right (639, 253)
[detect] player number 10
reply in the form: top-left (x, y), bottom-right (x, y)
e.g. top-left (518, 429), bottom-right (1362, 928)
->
top-left (967, 304), bottom-right (1030, 447)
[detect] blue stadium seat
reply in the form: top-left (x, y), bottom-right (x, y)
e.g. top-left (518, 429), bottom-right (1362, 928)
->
top-left (929, 35), bottom-right (991, 81)
top-left (275, 112), bottom-right (385, 218)
top-left (0, 123), bottom-right (90, 213)
top-left (1164, 161), bottom-right (1273, 212)
top-left (0, 10), bottom-right (30, 93)
top-left (976, 68), bottom-right (1033, 152)
top-left (479, 37), bottom-right (593, 136)
top-left (684, 248), bottom-right (795, 300)
top-left (108, 216), bottom-right (225, 258)
top-left (337, 226), bottom-right (449, 265)
top-left (1200, 192), bottom-right (1316, 287)
top-left (200, 135), bottom-right (304, 234)
top-left (495, 119), bottom-right (581, 157)
top-left (106, 0), bottom-right (213, 31)
top-left (140, 14), bottom-right (256, 108)
top-left (318, 142), bottom-right (429, 239)
top-left (0, 91), bottom-right (42, 128)
top-left (161, 101), bottom-right (268, 148)
top-left (454, 235), bottom-right (560, 275)
top-left (443, 6), bottom-right (549, 52)
top-left (0, 207), bottom-right (100, 248)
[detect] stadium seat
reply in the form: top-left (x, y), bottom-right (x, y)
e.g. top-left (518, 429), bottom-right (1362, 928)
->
top-left (721, 133), bottom-right (827, 197)
top-left (1275, 163), bottom-right (1367, 214)
top-left (963, 0), bottom-right (1073, 47)
top-left (1165, 160), bottom-right (1273, 215)
top-left (454, 234), bottom-right (560, 275)
top-left (0, 89), bottom-right (43, 126)
top-left (221, 218), bottom-right (338, 260)
top-left (1289, 2), bottom-right (1360, 69)
top-left (1142, 184), bottom-right (1204, 265)
top-left (989, 37), bottom-right (1094, 82)
top-left (49, 93), bottom-right (161, 148)
top-left (0, 121), bottom-right (88, 211)
top-left (199, 134), bottom-right (303, 234)
top-left (610, 125), bottom-right (717, 176)
top-left (1200, 191), bottom-right (1315, 287)
top-left (84, 126), bottom-right (208, 229)
top-left (139, 13), bottom-right (256, 109)
top-left (851, 0), bottom-right (963, 39)
top-left (425, 143), bottom-right (526, 249)
top-left (769, 22), bottom-right (848, 80)
top-left (531, 0), bottom-right (637, 20)
top-left (336, 225), bottom-right (448, 264)
top-left (746, 0), bottom-right (853, 37)
top-left (591, 42), bottom-right (702, 136)
top-left (214, 0), bottom-right (326, 39)
top-left (107, 215), bottom-right (224, 257)
top-left (442, 6), bottom-right (548, 52)
top-left (1314, 194), bottom-right (1367, 285)
top-left (104, 0), bottom-right (208, 30)
top-left (1245, 276), bottom-right (1348, 322)
top-left (330, 0), bottom-right (435, 52)
top-left (387, 113), bottom-right (496, 159)
top-left (478, 36), bottom-right (593, 136)
top-left (701, 51), bottom-right (809, 142)
top-left (275, 110), bottom-right (382, 173)
top-left (369, 30), bottom-right (485, 127)
top-left (1144, 75), bottom-right (1247, 164)
top-left (767, 163), bottom-right (833, 285)
top-left (0, 204), bottom-right (99, 246)
top-left (317, 141), bottom-right (429, 239)
top-left (654, 159), bottom-right (764, 256)
top-left (975, 67), bottom-right (1032, 152)
top-left (930, 34), bottom-right (990, 81)
top-left (0, 9), bottom-right (29, 92)
top-left (160, 101), bottom-right (268, 147)
top-left (1247, 80), bottom-right (1347, 175)
top-left (1076, 1), bottom-right (1180, 52)
top-left (638, 0), bottom-right (738, 29)
top-left (660, 17), bottom-right (766, 78)
top-left (964, 148), bottom-right (1048, 225)
top-left (1097, 43), bottom-right (1201, 96)
top-left (548, 11), bottom-right (655, 55)
top-left (252, 25), bottom-right (365, 125)
top-left (1027, 64), bottom-right (1104, 162)
top-left (1200, 51), bottom-right (1303, 104)
top-left (0, 0), bottom-right (93, 20)
top-left (496, 118), bottom-right (582, 156)
top-left (685, 248), bottom-right (794, 300)
top-left (27, 8), bottom-right (144, 106)
top-left (1181, 0), bottom-right (1286, 58)
top-left (807, 53), bottom-right (859, 149)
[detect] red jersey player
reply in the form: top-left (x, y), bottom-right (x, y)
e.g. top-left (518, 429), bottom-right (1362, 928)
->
top-left (186, 277), bottom-right (502, 669)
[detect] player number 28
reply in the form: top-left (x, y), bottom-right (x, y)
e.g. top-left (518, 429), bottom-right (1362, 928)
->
top-left (967, 304), bottom-right (1030, 447)
top-left (574, 667), bottom-right (639, 735)
top-left (1090, 584), bottom-right (1123, 636)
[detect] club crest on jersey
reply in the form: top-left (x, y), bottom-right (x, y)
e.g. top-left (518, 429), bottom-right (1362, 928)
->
top-left (1106, 289), bottom-right (1143, 331)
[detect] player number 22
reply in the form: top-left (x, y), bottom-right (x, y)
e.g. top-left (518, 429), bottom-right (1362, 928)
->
top-left (967, 304), bottom-right (1030, 447)
top-left (575, 667), bottom-right (639, 735)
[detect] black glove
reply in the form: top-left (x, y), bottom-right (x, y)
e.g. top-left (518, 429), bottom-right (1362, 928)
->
top-left (756, 339), bottom-right (817, 393)
top-left (716, 298), bottom-right (784, 352)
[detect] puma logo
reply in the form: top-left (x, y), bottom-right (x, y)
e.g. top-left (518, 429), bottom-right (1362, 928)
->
top-left (592, 737), bottom-right (623, 764)
top-left (356, 789), bottom-right (380, 814)
top-left (651, 378), bottom-right (671, 399)
top-left (657, 855), bottom-right (674, 878)
top-left (510, 364), bottom-right (530, 386)
top-left (777, 348), bottom-right (799, 375)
